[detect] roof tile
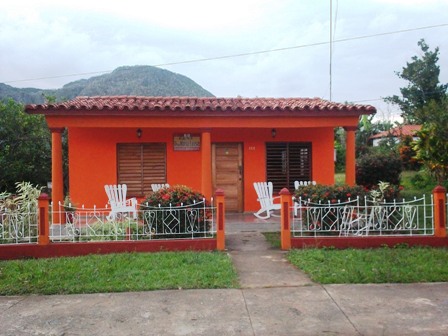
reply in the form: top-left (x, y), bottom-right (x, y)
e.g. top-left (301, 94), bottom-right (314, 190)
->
top-left (26, 96), bottom-right (376, 114)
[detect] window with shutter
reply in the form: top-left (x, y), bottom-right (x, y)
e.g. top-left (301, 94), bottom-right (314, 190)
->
top-left (117, 143), bottom-right (166, 196)
top-left (266, 142), bottom-right (311, 192)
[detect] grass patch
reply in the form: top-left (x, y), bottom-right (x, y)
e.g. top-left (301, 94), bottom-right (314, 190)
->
top-left (0, 251), bottom-right (239, 295)
top-left (287, 246), bottom-right (448, 284)
top-left (262, 232), bottom-right (281, 248)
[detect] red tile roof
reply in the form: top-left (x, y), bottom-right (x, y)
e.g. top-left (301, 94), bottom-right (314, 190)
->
top-left (26, 96), bottom-right (376, 115)
top-left (370, 125), bottom-right (421, 139)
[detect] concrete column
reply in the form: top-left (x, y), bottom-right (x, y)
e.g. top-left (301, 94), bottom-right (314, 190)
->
top-left (201, 130), bottom-right (212, 201)
top-left (344, 126), bottom-right (357, 186)
top-left (50, 128), bottom-right (65, 223)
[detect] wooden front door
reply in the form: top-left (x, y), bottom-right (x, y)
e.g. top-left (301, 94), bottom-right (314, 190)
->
top-left (212, 143), bottom-right (243, 212)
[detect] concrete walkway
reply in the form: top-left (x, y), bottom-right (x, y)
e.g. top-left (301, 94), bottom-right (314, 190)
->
top-left (2, 214), bottom-right (448, 335)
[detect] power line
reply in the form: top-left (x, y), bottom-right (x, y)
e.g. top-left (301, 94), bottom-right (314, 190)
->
top-left (4, 22), bottom-right (448, 85)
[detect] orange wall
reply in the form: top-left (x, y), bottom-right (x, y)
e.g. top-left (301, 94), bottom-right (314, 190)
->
top-left (69, 128), bottom-right (202, 207)
top-left (210, 128), bottom-right (334, 211)
top-left (68, 127), bottom-right (335, 211)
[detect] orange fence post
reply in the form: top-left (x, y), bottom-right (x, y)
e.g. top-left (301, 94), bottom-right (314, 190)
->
top-left (280, 188), bottom-right (292, 250)
top-left (215, 189), bottom-right (225, 251)
top-left (433, 186), bottom-right (446, 238)
top-left (38, 193), bottom-right (50, 245)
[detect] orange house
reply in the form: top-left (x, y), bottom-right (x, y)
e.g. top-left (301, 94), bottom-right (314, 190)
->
top-left (26, 96), bottom-right (375, 212)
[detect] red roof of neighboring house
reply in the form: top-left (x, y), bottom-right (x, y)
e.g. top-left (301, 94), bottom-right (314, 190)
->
top-left (26, 96), bottom-right (376, 116)
top-left (370, 125), bottom-right (421, 139)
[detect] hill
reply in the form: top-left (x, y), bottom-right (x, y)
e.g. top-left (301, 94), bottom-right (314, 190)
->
top-left (0, 66), bottom-right (214, 104)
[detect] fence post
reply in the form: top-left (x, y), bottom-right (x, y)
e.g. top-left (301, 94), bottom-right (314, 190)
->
top-left (215, 189), bottom-right (225, 251)
top-left (433, 186), bottom-right (446, 238)
top-left (280, 188), bottom-right (292, 250)
top-left (38, 193), bottom-right (50, 245)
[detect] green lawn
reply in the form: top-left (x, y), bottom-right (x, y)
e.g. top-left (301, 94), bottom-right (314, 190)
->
top-left (0, 251), bottom-right (239, 295)
top-left (288, 246), bottom-right (448, 284)
top-left (262, 232), bottom-right (448, 284)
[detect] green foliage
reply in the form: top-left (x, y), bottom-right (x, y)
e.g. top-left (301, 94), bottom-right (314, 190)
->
top-left (0, 99), bottom-right (51, 192)
top-left (413, 98), bottom-right (448, 185)
top-left (384, 39), bottom-right (448, 124)
top-left (334, 128), bottom-right (346, 172)
top-left (287, 247), bottom-right (448, 284)
top-left (368, 181), bottom-right (402, 203)
top-left (355, 115), bottom-right (393, 157)
top-left (0, 182), bottom-right (42, 242)
top-left (356, 151), bottom-right (402, 188)
top-left (398, 135), bottom-right (421, 170)
top-left (294, 184), bottom-right (368, 204)
top-left (0, 252), bottom-right (239, 295)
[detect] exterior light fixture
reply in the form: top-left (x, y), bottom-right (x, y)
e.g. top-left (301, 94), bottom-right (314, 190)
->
top-left (137, 128), bottom-right (142, 138)
top-left (271, 128), bottom-right (277, 138)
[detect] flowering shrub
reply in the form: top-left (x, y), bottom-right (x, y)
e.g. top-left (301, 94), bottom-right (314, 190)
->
top-left (141, 185), bottom-right (211, 238)
top-left (143, 185), bottom-right (206, 207)
top-left (294, 184), bottom-right (368, 204)
top-left (356, 152), bottom-right (402, 189)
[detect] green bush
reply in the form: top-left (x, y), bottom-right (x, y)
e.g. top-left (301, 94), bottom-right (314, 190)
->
top-left (356, 152), bottom-right (402, 188)
top-left (294, 184), bottom-right (368, 204)
top-left (141, 185), bottom-right (211, 238)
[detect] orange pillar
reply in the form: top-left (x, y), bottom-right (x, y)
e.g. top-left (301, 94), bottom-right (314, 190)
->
top-left (344, 126), bottom-right (357, 186)
top-left (215, 189), bottom-right (225, 251)
top-left (433, 186), bottom-right (446, 238)
top-left (201, 130), bottom-right (212, 200)
top-left (51, 128), bottom-right (64, 223)
top-left (280, 188), bottom-right (292, 250)
top-left (38, 193), bottom-right (50, 245)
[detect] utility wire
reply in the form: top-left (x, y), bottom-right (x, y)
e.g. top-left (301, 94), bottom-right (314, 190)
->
top-left (4, 22), bottom-right (448, 85)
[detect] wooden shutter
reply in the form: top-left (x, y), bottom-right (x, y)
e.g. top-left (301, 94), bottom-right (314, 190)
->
top-left (266, 142), bottom-right (311, 192)
top-left (117, 143), bottom-right (166, 196)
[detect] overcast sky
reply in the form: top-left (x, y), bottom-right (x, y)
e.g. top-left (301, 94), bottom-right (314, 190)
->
top-left (1, 0), bottom-right (447, 120)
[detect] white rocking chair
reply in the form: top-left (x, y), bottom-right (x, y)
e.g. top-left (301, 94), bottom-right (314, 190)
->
top-left (151, 183), bottom-right (170, 192)
top-left (104, 184), bottom-right (137, 220)
top-left (294, 180), bottom-right (317, 189)
top-left (253, 182), bottom-right (281, 219)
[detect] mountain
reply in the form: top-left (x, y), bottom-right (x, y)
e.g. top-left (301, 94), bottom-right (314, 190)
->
top-left (0, 66), bottom-right (215, 104)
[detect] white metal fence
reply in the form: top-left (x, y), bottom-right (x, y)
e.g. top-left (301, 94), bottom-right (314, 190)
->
top-left (292, 195), bottom-right (434, 237)
top-left (0, 200), bottom-right (215, 244)
top-left (0, 204), bottom-right (39, 244)
top-left (50, 200), bottom-right (215, 242)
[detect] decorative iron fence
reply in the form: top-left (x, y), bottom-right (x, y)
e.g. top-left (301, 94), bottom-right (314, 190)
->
top-left (1, 200), bottom-right (215, 244)
top-left (50, 200), bottom-right (215, 243)
top-left (292, 195), bottom-right (434, 237)
top-left (0, 204), bottom-right (39, 244)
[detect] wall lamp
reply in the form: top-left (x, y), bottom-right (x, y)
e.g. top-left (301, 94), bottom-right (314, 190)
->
top-left (136, 128), bottom-right (142, 138)
top-left (271, 128), bottom-right (277, 138)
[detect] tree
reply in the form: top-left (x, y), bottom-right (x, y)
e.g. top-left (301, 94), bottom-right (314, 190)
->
top-left (413, 97), bottom-right (448, 185)
top-left (384, 39), bottom-right (448, 124)
top-left (0, 99), bottom-right (51, 192)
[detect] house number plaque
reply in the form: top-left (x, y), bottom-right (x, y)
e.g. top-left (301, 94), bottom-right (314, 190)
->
top-left (173, 134), bottom-right (200, 151)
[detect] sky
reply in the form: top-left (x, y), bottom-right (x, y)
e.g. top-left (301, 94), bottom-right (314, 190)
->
top-left (1, 0), bottom-right (448, 121)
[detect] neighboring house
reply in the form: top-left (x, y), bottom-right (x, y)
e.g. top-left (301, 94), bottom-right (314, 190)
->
top-left (26, 96), bottom-right (375, 213)
top-left (370, 125), bottom-right (421, 147)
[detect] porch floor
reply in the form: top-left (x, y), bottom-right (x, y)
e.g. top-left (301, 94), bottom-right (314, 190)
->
top-left (225, 212), bottom-right (280, 233)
